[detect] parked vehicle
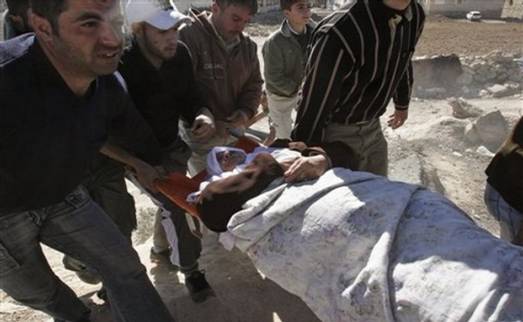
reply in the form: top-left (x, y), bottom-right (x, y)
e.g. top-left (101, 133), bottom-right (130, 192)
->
top-left (466, 11), bottom-right (482, 21)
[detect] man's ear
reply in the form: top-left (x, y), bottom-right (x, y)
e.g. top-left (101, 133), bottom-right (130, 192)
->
top-left (211, 2), bottom-right (220, 15)
top-left (29, 10), bottom-right (55, 42)
top-left (282, 9), bottom-right (291, 19)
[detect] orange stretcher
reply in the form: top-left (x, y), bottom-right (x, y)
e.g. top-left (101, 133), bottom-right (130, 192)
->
top-left (154, 135), bottom-right (260, 219)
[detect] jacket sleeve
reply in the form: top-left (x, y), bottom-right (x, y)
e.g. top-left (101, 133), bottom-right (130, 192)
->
top-left (393, 6), bottom-right (425, 109)
top-left (262, 37), bottom-right (299, 97)
top-left (107, 83), bottom-right (162, 166)
top-left (179, 27), bottom-right (200, 76)
top-left (236, 42), bottom-right (263, 119)
top-left (392, 61), bottom-right (413, 109)
top-left (291, 31), bottom-right (355, 142)
top-left (179, 44), bottom-right (206, 125)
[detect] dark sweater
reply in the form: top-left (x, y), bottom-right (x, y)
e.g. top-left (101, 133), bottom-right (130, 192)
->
top-left (118, 40), bottom-right (204, 147)
top-left (486, 117), bottom-right (523, 213)
top-left (0, 34), bottom-right (161, 214)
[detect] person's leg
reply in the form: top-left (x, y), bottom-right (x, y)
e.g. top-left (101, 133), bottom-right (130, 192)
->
top-left (151, 209), bottom-right (171, 255)
top-left (484, 182), bottom-right (523, 242)
top-left (40, 186), bottom-right (174, 322)
top-left (154, 140), bottom-right (213, 302)
top-left (64, 156), bottom-right (136, 286)
top-left (267, 92), bottom-right (297, 140)
top-left (324, 120), bottom-right (388, 176)
top-left (0, 211), bottom-right (91, 322)
top-left (324, 122), bottom-right (366, 171)
top-left (360, 120), bottom-right (388, 177)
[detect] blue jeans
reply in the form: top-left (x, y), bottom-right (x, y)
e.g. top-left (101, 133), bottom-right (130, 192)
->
top-left (484, 183), bottom-right (523, 242)
top-left (0, 186), bottom-right (174, 322)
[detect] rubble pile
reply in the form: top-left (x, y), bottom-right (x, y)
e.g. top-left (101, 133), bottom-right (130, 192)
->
top-left (458, 51), bottom-right (523, 98)
top-left (413, 51), bottom-right (522, 99)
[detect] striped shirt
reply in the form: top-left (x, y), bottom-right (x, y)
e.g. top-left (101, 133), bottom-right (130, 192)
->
top-left (292, 0), bottom-right (425, 142)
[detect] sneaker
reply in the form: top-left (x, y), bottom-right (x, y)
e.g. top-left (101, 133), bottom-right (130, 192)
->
top-left (184, 270), bottom-right (215, 303)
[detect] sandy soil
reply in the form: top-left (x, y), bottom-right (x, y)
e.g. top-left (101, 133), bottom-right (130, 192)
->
top-left (247, 10), bottom-right (523, 56)
top-left (1, 8), bottom-right (522, 322)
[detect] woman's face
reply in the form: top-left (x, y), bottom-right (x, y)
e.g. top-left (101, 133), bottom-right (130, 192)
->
top-left (217, 150), bottom-right (247, 171)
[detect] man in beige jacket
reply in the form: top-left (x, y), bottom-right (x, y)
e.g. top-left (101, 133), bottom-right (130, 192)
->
top-left (179, 0), bottom-right (263, 175)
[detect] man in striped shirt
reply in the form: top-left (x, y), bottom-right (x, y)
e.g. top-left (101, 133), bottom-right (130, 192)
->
top-left (292, 0), bottom-right (425, 176)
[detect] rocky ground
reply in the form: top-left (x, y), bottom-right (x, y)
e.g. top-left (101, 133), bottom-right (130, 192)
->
top-left (1, 8), bottom-right (522, 322)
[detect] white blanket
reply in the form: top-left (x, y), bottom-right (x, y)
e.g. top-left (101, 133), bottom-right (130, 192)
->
top-left (223, 169), bottom-right (523, 322)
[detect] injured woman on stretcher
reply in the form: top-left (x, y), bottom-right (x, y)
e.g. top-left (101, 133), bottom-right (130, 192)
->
top-left (188, 140), bottom-right (523, 322)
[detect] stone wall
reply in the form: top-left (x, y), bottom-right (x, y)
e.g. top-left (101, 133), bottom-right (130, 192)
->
top-left (420, 0), bottom-right (505, 19)
top-left (502, 0), bottom-right (523, 19)
top-left (413, 51), bottom-right (523, 98)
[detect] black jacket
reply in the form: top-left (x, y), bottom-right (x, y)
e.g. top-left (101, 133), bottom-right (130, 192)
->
top-left (118, 40), bottom-right (204, 147)
top-left (0, 34), bottom-right (161, 214)
top-left (486, 117), bottom-right (523, 213)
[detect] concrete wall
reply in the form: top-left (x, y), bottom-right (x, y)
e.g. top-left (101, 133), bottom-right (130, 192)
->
top-left (175, 0), bottom-right (279, 13)
top-left (502, 0), bottom-right (523, 19)
top-left (175, 0), bottom-right (212, 12)
top-left (419, 0), bottom-right (505, 19)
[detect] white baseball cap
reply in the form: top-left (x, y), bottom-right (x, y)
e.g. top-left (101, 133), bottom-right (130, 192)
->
top-left (126, 0), bottom-right (191, 30)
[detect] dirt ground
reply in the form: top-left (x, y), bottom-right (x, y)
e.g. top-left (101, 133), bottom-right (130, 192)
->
top-left (247, 10), bottom-right (523, 56)
top-left (1, 8), bottom-right (523, 322)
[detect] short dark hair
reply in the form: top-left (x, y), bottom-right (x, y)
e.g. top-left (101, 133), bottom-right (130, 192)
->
top-left (6, 0), bottom-right (30, 16)
top-left (30, 0), bottom-right (67, 30)
top-left (280, 0), bottom-right (300, 11)
top-left (216, 0), bottom-right (258, 15)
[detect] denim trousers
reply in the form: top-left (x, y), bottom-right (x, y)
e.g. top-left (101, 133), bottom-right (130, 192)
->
top-left (129, 139), bottom-right (202, 271)
top-left (484, 182), bottom-right (523, 243)
top-left (0, 186), bottom-right (174, 322)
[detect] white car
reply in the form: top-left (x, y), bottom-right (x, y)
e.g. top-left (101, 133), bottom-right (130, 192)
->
top-left (466, 11), bottom-right (482, 21)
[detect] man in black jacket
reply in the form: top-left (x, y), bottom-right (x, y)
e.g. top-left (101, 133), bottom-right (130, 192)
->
top-left (0, 0), bottom-right (174, 321)
top-left (122, 0), bottom-right (216, 303)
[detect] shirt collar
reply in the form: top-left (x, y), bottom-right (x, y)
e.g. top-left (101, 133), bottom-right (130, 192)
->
top-left (372, 0), bottom-right (413, 24)
top-left (30, 37), bottom-right (98, 99)
top-left (281, 19), bottom-right (314, 38)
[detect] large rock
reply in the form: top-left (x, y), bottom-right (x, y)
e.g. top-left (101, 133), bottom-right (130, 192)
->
top-left (487, 83), bottom-right (521, 98)
top-left (473, 111), bottom-right (509, 152)
top-left (447, 97), bottom-right (483, 119)
top-left (464, 122), bottom-right (481, 144)
top-left (413, 54), bottom-right (462, 98)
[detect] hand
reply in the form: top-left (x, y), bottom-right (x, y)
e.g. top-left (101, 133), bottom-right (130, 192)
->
top-left (288, 141), bottom-right (308, 151)
top-left (226, 110), bottom-right (249, 129)
top-left (191, 114), bottom-right (215, 141)
top-left (130, 160), bottom-right (162, 193)
top-left (215, 120), bottom-right (233, 138)
top-left (388, 109), bottom-right (408, 129)
top-left (284, 155), bottom-right (329, 183)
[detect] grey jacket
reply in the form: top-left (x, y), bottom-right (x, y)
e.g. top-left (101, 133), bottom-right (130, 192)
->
top-left (262, 19), bottom-right (316, 97)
